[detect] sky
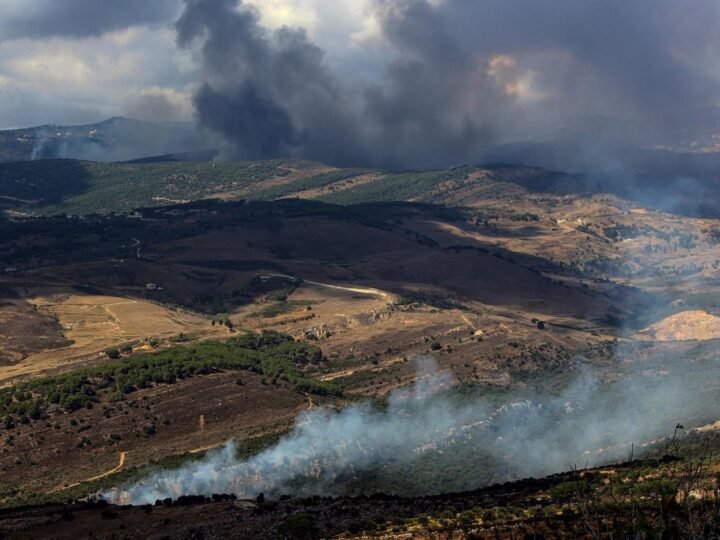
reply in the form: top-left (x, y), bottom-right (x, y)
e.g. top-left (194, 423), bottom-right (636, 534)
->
top-left (0, 0), bottom-right (377, 128)
top-left (1, 0), bottom-right (719, 166)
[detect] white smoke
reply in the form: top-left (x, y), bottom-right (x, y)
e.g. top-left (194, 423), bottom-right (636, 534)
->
top-left (102, 354), bottom-right (718, 505)
top-left (30, 128), bottom-right (50, 160)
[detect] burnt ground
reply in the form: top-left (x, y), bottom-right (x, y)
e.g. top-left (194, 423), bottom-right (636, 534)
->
top-left (0, 467), bottom-right (642, 539)
top-left (0, 293), bottom-right (71, 366)
top-left (0, 454), bottom-right (713, 540)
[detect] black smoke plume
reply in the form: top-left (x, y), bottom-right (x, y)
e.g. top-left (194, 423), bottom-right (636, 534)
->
top-left (176, 0), bottom-right (720, 169)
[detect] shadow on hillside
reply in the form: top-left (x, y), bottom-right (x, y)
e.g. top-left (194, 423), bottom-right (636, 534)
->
top-left (0, 159), bottom-right (93, 211)
top-left (485, 164), bottom-right (720, 218)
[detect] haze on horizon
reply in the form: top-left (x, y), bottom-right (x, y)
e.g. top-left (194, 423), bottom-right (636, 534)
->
top-left (1, 0), bottom-right (719, 167)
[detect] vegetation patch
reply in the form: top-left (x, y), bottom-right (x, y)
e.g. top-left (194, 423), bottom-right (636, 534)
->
top-left (251, 169), bottom-right (371, 200)
top-left (0, 331), bottom-right (340, 428)
top-left (251, 300), bottom-right (317, 319)
top-left (317, 169), bottom-right (467, 204)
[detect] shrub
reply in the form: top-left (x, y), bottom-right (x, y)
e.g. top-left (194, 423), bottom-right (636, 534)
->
top-left (277, 512), bottom-right (318, 538)
top-left (0, 332), bottom-right (339, 424)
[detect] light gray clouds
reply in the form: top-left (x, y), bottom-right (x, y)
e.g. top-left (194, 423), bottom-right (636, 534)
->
top-left (0, 0), bottom-right (181, 41)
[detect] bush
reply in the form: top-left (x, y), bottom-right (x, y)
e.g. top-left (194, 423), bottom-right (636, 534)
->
top-left (278, 512), bottom-right (319, 539)
top-left (105, 349), bottom-right (120, 360)
top-left (0, 332), bottom-right (339, 423)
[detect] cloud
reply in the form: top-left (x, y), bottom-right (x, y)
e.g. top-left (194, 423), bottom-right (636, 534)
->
top-left (0, 0), bottom-right (181, 42)
top-left (0, 26), bottom-right (196, 128)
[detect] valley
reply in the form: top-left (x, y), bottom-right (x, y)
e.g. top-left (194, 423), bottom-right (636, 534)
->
top-left (0, 158), bottom-right (719, 537)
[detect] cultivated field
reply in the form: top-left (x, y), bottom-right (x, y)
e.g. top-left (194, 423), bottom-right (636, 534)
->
top-left (0, 291), bottom-right (225, 384)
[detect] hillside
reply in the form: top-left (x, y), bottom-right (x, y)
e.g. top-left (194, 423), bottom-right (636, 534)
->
top-left (0, 158), bottom-right (296, 215)
top-left (0, 161), bottom-right (719, 538)
top-left (3, 430), bottom-right (720, 538)
top-left (0, 159), bottom-right (504, 216)
top-left (0, 117), bottom-right (206, 163)
top-left (2, 156), bottom-right (720, 219)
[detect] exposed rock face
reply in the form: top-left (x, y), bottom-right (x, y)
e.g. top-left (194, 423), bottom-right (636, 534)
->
top-left (297, 324), bottom-right (333, 341)
top-left (643, 310), bottom-right (720, 341)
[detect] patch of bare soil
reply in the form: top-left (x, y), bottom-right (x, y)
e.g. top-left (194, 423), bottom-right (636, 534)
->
top-left (642, 310), bottom-right (720, 341)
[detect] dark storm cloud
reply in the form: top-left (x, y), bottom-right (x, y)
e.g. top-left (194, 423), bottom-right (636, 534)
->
top-left (0, 0), bottom-right (181, 41)
top-left (177, 0), bottom-right (720, 168)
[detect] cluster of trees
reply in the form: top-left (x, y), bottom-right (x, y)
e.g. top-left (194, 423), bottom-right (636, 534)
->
top-left (251, 168), bottom-right (370, 201)
top-left (0, 158), bottom-right (292, 216)
top-left (0, 331), bottom-right (338, 429)
top-left (318, 169), bottom-right (461, 205)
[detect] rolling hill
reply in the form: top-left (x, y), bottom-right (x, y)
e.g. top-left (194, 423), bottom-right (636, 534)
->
top-left (1, 155), bottom-right (720, 219)
top-left (1, 156), bottom-right (720, 538)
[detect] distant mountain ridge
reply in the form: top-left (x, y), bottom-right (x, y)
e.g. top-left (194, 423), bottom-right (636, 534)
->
top-left (0, 116), bottom-right (208, 163)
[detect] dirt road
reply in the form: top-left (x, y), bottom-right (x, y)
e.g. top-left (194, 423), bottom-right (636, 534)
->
top-left (49, 452), bottom-right (128, 494)
top-left (265, 274), bottom-right (390, 298)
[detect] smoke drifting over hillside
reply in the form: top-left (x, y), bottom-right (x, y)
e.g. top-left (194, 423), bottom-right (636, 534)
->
top-left (176, 0), bottom-right (720, 168)
top-left (25, 117), bottom-right (211, 162)
top-left (103, 355), bottom-right (719, 505)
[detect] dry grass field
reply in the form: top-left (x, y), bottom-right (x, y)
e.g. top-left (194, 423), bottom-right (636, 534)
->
top-left (0, 292), bottom-right (226, 384)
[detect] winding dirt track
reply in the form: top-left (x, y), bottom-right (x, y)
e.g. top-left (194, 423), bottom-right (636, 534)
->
top-left (49, 452), bottom-right (127, 494)
top-left (265, 274), bottom-right (390, 299)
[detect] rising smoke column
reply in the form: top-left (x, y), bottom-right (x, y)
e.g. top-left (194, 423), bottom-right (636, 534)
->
top-left (174, 0), bottom-right (720, 168)
top-left (175, 0), bottom-right (367, 165)
top-left (103, 355), bottom-right (720, 505)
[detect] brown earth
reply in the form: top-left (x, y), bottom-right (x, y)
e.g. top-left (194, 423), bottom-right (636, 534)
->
top-left (0, 295), bottom-right (71, 366)
top-left (0, 370), bottom-right (329, 501)
top-left (1, 164), bottom-right (720, 513)
top-left (0, 201), bottom-right (618, 389)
